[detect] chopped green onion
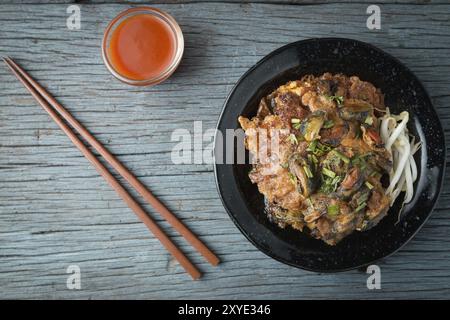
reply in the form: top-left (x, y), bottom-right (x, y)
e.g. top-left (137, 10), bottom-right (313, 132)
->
top-left (331, 176), bottom-right (341, 185)
top-left (364, 116), bottom-right (373, 125)
top-left (288, 134), bottom-right (298, 145)
top-left (307, 141), bottom-right (332, 157)
top-left (326, 95), bottom-right (344, 106)
top-left (288, 172), bottom-right (297, 184)
top-left (292, 122), bottom-right (301, 130)
top-left (333, 150), bottom-right (350, 164)
top-left (327, 204), bottom-right (340, 216)
top-left (306, 139), bottom-right (318, 152)
top-left (303, 165), bottom-right (314, 178)
top-left (319, 174), bottom-right (341, 194)
top-left (319, 143), bottom-right (332, 152)
top-left (322, 167), bottom-right (336, 178)
top-left (313, 150), bottom-right (323, 157)
top-left (307, 155), bottom-right (316, 170)
top-left (370, 171), bottom-right (380, 178)
top-left (352, 154), bottom-right (369, 169)
top-left (323, 120), bottom-right (334, 129)
top-left (357, 192), bottom-right (369, 206)
top-left (311, 154), bottom-right (319, 164)
top-left (354, 202), bottom-right (367, 213)
top-left (280, 162), bottom-right (289, 169)
top-left (291, 118), bottom-right (301, 124)
top-left (365, 181), bottom-right (374, 189)
top-left (312, 140), bottom-right (332, 157)
top-left (306, 197), bottom-right (313, 207)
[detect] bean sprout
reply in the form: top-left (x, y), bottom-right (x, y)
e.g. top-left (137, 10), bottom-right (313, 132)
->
top-left (379, 109), bottom-right (421, 211)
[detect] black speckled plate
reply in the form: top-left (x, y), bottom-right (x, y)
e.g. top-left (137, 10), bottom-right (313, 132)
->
top-left (214, 38), bottom-right (446, 272)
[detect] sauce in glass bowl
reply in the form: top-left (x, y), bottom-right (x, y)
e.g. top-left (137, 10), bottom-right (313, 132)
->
top-left (102, 7), bottom-right (184, 86)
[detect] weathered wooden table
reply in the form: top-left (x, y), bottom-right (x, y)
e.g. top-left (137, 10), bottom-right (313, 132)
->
top-left (0, 0), bottom-right (449, 299)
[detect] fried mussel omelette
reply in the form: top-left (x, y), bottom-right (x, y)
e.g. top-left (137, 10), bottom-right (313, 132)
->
top-left (238, 73), bottom-right (392, 245)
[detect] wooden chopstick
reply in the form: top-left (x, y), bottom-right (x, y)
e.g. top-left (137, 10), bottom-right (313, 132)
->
top-left (3, 57), bottom-right (220, 268)
top-left (3, 57), bottom-right (211, 280)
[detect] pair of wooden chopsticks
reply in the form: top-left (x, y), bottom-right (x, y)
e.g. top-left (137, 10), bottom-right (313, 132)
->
top-left (3, 57), bottom-right (219, 280)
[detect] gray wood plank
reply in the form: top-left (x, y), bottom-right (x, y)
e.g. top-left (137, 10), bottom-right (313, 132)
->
top-left (0, 1), bottom-right (449, 299)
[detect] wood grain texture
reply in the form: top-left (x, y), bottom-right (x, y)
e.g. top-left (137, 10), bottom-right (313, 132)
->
top-left (0, 1), bottom-right (449, 299)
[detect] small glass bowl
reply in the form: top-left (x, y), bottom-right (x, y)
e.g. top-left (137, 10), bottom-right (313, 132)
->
top-left (102, 7), bottom-right (184, 86)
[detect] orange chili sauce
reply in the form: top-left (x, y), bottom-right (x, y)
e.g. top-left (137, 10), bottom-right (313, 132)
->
top-left (107, 14), bottom-right (176, 81)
